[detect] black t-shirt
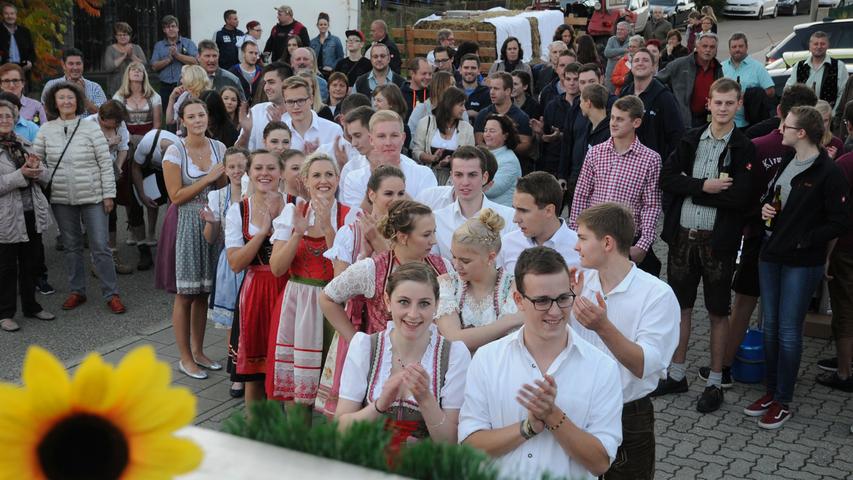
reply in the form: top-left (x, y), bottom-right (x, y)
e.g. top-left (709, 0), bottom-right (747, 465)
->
top-left (473, 104), bottom-right (534, 136)
top-left (335, 57), bottom-right (372, 87)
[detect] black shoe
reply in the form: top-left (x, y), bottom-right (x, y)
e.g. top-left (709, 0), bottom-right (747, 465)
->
top-left (816, 371), bottom-right (853, 392)
top-left (650, 376), bottom-right (689, 397)
top-left (698, 366), bottom-right (734, 389)
top-left (697, 385), bottom-right (724, 413)
top-left (35, 277), bottom-right (55, 295)
top-left (229, 383), bottom-right (245, 398)
top-left (137, 245), bottom-right (153, 271)
top-left (816, 357), bottom-right (853, 372)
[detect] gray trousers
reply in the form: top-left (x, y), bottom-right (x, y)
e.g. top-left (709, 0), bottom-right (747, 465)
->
top-left (52, 203), bottom-right (119, 299)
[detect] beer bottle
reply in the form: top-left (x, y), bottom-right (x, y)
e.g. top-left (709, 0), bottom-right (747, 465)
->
top-left (719, 148), bottom-right (732, 179)
top-left (765, 185), bottom-right (782, 230)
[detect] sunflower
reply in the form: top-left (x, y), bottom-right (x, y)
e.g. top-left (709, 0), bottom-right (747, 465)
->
top-left (0, 345), bottom-right (203, 480)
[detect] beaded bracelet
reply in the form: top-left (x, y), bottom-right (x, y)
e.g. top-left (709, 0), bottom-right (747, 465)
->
top-left (427, 412), bottom-right (447, 429)
top-left (546, 413), bottom-right (567, 431)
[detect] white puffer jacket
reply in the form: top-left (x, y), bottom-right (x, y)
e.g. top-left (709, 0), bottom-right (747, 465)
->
top-left (33, 117), bottom-right (115, 205)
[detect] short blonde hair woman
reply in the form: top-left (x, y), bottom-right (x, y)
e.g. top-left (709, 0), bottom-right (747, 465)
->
top-left (166, 65), bottom-right (211, 126)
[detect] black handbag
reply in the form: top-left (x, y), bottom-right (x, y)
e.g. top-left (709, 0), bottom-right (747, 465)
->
top-left (43, 118), bottom-right (81, 201)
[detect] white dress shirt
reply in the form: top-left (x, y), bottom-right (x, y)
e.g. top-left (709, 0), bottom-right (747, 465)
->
top-left (570, 265), bottom-right (681, 403)
top-left (416, 185), bottom-right (455, 211)
top-left (458, 326), bottom-right (623, 480)
top-left (433, 194), bottom-right (517, 258)
top-left (246, 101), bottom-right (279, 151)
top-left (339, 153), bottom-right (368, 186)
top-left (497, 220), bottom-right (580, 273)
top-left (340, 155), bottom-right (438, 208)
top-left (284, 111), bottom-right (343, 153)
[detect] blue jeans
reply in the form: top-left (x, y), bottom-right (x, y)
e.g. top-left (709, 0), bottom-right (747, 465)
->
top-left (52, 203), bottom-right (119, 299)
top-left (758, 261), bottom-right (824, 405)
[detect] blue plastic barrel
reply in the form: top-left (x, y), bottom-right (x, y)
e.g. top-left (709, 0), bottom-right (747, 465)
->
top-left (731, 328), bottom-right (765, 384)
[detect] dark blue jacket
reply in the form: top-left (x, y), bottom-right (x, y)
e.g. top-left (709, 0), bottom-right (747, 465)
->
top-left (215, 26), bottom-right (244, 69)
top-left (621, 78), bottom-right (684, 162)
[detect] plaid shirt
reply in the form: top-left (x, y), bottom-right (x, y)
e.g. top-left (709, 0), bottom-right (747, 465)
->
top-left (679, 126), bottom-right (733, 231)
top-left (569, 136), bottom-right (662, 251)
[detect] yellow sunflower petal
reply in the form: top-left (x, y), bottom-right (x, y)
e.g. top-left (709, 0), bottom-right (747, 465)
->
top-left (21, 346), bottom-right (71, 421)
top-left (0, 387), bottom-right (42, 480)
top-left (111, 387), bottom-right (196, 436)
top-left (107, 346), bottom-right (171, 409)
top-left (124, 434), bottom-right (203, 479)
top-left (69, 352), bottom-right (116, 413)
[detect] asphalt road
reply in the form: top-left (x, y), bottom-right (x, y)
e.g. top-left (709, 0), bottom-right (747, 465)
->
top-left (0, 12), bottom-right (831, 382)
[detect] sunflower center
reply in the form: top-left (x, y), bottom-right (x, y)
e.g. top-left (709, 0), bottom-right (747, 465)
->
top-left (37, 413), bottom-right (129, 480)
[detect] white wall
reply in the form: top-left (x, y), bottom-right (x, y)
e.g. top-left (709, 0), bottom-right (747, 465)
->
top-left (189, 0), bottom-right (359, 48)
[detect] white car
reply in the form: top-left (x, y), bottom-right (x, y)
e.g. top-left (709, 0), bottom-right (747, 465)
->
top-left (818, 0), bottom-right (840, 6)
top-left (723, 0), bottom-right (778, 18)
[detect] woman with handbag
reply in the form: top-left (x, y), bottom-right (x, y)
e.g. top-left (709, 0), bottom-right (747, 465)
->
top-left (0, 99), bottom-right (55, 332)
top-left (411, 86), bottom-right (474, 186)
top-left (33, 82), bottom-right (125, 314)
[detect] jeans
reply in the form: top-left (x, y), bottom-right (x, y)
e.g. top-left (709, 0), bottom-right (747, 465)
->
top-left (758, 261), bottom-right (824, 405)
top-left (0, 211), bottom-right (43, 318)
top-left (52, 203), bottom-right (119, 299)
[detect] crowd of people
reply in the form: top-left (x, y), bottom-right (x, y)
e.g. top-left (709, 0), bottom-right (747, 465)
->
top-left (2, 2), bottom-right (853, 478)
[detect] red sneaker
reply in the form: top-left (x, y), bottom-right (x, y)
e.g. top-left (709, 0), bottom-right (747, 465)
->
top-left (61, 293), bottom-right (87, 310)
top-left (743, 393), bottom-right (774, 417)
top-left (758, 402), bottom-right (792, 429)
top-left (107, 295), bottom-right (126, 314)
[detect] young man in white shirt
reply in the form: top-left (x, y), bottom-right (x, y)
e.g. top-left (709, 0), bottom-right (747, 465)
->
top-left (459, 246), bottom-right (623, 480)
top-left (282, 75), bottom-right (342, 153)
top-left (339, 109), bottom-right (437, 208)
top-left (433, 146), bottom-right (516, 257)
top-left (417, 145), bottom-right (499, 211)
top-left (498, 172), bottom-right (580, 272)
top-left (239, 62), bottom-right (290, 150)
top-left (571, 202), bottom-right (680, 479)
top-left (338, 105), bottom-right (374, 185)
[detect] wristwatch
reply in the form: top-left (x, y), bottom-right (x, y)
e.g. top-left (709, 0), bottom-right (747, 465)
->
top-left (519, 418), bottom-right (538, 440)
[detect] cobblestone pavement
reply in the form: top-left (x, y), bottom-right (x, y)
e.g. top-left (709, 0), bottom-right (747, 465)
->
top-left (67, 290), bottom-right (853, 478)
top-left (42, 232), bottom-right (853, 478)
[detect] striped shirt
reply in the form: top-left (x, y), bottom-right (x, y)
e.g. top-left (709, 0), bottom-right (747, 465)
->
top-left (679, 126), bottom-right (733, 231)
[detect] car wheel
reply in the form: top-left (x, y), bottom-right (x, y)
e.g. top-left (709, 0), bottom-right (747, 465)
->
top-left (757, 6), bottom-right (764, 18)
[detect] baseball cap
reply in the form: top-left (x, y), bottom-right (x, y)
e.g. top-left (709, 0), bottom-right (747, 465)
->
top-left (345, 29), bottom-right (365, 42)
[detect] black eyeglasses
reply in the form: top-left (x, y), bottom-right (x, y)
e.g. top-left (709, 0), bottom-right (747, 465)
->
top-left (520, 292), bottom-right (575, 311)
top-left (781, 124), bottom-right (803, 132)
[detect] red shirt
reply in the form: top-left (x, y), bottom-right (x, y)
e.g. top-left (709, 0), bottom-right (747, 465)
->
top-left (690, 56), bottom-right (719, 115)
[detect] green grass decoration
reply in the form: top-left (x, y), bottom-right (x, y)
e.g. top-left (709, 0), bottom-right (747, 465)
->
top-left (223, 401), bottom-right (569, 480)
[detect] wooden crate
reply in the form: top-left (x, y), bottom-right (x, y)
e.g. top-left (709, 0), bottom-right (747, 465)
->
top-left (392, 26), bottom-right (499, 73)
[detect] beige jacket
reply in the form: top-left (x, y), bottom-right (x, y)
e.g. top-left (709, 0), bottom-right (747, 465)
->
top-left (33, 117), bottom-right (115, 205)
top-left (0, 137), bottom-right (52, 243)
top-left (411, 114), bottom-right (476, 165)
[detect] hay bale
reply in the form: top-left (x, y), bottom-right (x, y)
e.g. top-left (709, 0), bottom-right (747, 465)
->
top-left (416, 11), bottom-right (541, 63)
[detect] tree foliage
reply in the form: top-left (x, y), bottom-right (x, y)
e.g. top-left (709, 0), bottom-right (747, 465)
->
top-left (8, 0), bottom-right (103, 81)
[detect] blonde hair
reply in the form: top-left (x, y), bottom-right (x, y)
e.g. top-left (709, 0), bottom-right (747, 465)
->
top-left (296, 71), bottom-right (325, 112)
top-left (368, 109), bottom-right (404, 132)
top-left (452, 208), bottom-right (504, 254)
top-left (181, 65), bottom-right (212, 97)
top-left (299, 151), bottom-right (339, 179)
top-left (116, 61), bottom-right (156, 99)
top-left (700, 5), bottom-right (717, 23)
top-left (815, 99), bottom-right (834, 147)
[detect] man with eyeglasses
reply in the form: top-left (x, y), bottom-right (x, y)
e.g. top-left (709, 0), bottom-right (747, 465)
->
top-left (427, 28), bottom-right (455, 67)
top-left (334, 29), bottom-right (371, 87)
top-left (353, 42), bottom-right (406, 97)
top-left (281, 75), bottom-right (342, 153)
top-left (150, 15), bottom-right (198, 103)
top-left (497, 172), bottom-right (579, 273)
top-left (433, 46), bottom-right (463, 86)
top-left (570, 202), bottom-right (679, 479)
top-left (369, 20), bottom-right (401, 74)
top-left (0, 2), bottom-right (34, 72)
top-left (460, 245), bottom-right (623, 480)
